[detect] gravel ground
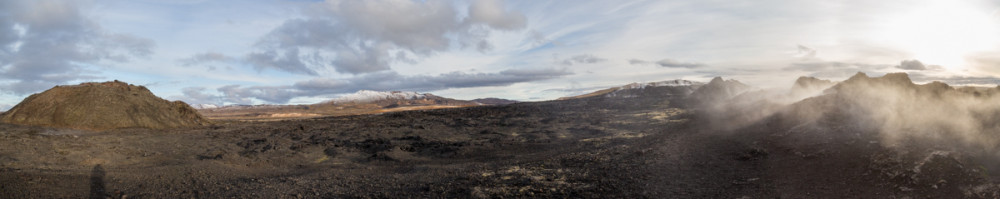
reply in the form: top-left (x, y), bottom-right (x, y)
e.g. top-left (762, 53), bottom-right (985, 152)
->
top-left (1, 94), bottom-right (998, 198)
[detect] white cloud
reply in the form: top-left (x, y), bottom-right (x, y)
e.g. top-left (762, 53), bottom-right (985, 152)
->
top-left (249, 0), bottom-right (527, 75)
top-left (6, 0), bottom-right (1000, 106)
top-left (0, 0), bottom-right (154, 95)
top-left (561, 54), bottom-right (606, 65)
top-left (629, 58), bottom-right (705, 68)
top-left (896, 60), bottom-right (927, 70)
top-left (178, 67), bottom-right (572, 104)
top-left (178, 52), bottom-right (234, 66)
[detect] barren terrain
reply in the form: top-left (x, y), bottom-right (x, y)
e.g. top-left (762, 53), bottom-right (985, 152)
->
top-left (2, 74), bottom-right (1000, 198)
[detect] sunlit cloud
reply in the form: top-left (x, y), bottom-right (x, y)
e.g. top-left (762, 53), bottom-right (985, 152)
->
top-left (2, 0), bottom-right (1000, 108)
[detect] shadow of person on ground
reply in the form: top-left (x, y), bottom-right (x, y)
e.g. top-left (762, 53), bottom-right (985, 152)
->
top-left (89, 164), bottom-right (106, 199)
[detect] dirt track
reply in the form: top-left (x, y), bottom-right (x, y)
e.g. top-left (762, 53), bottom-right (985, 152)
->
top-left (1, 95), bottom-right (998, 198)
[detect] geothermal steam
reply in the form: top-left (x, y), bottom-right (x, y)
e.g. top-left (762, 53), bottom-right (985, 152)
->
top-left (705, 72), bottom-right (1000, 151)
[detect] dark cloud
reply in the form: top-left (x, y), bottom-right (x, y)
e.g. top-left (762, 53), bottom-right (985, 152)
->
top-left (97, 33), bottom-right (154, 62)
top-left (628, 58), bottom-right (704, 68)
top-left (216, 85), bottom-right (298, 105)
top-left (169, 87), bottom-right (222, 106)
top-left (896, 59), bottom-right (927, 70)
top-left (543, 85), bottom-right (614, 94)
top-left (655, 59), bottom-right (705, 68)
top-left (561, 54), bottom-right (606, 65)
top-left (628, 59), bottom-right (650, 65)
top-left (178, 52), bottom-right (234, 66)
top-left (245, 48), bottom-right (319, 75)
top-left (179, 67), bottom-right (571, 104)
top-left (249, 0), bottom-right (527, 75)
top-left (0, 0), bottom-right (154, 95)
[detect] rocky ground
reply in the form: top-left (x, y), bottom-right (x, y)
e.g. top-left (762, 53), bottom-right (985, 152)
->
top-left (1, 85), bottom-right (999, 198)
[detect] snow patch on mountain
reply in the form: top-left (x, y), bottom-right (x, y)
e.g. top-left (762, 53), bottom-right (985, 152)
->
top-left (328, 90), bottom-right (434, 104)
top-left (619, 79), bottom-right (703, 90)
top-left (605, 79), bottom-right (704, 98)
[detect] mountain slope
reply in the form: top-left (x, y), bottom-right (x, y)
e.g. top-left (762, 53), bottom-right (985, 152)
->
top-left (559, 79), bottom-right (704, 100)
top-left (688, 77), bottom-right (751, 105)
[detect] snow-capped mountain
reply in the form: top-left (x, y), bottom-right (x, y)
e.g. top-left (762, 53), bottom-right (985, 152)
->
top-left (560, 79), bottom-right (705, 100)
top-left (326, 90), bottom-right (434, 104)
top-left (193, 90), bottom-right (505, 120)
top-left (605, 80), bottom-right (704, 98)
top-left (318, 90), bottom-right (478, 108)
top-left (617, 79), bottom-right (702, 90)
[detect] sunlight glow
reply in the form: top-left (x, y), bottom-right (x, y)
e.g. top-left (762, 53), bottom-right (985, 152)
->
top-left (877, 1), bottom-right (1000, 71)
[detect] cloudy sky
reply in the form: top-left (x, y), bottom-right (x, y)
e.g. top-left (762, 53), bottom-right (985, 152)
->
top-left (2, 0), bottom-right (1000, 109)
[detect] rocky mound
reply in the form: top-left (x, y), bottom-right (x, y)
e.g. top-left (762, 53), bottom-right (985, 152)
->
top-left (688, 77), bottom-right (751, 105)
top-left (789, 76), bottom-right (835, 98)
top-left (0, 81), bottom-right (210, 130)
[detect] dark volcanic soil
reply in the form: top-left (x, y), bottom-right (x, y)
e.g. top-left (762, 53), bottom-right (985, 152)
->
top-left (1, 87), bottom-right (998, 198)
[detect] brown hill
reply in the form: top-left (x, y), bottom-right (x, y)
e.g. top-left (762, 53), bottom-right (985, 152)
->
top-left (0, 81), bottom-right (209, 130)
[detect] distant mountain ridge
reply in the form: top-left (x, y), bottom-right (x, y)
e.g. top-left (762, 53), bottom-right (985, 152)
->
top-left (195, 90), bottom-right (521, 120)
top-left (320, 90), bottom-right (476, 107)
top-left (688, 77), bottom-right (751, 104)
top-left (197, 90), bottom-right (484, 110)
top-left (559, 79), bottom-right (705, 100)
top-left (326, 90), bottom-right (433, 104)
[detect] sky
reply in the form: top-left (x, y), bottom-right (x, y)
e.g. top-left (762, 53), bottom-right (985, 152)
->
top-left (2, 0), bottom-right (1000, 110)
